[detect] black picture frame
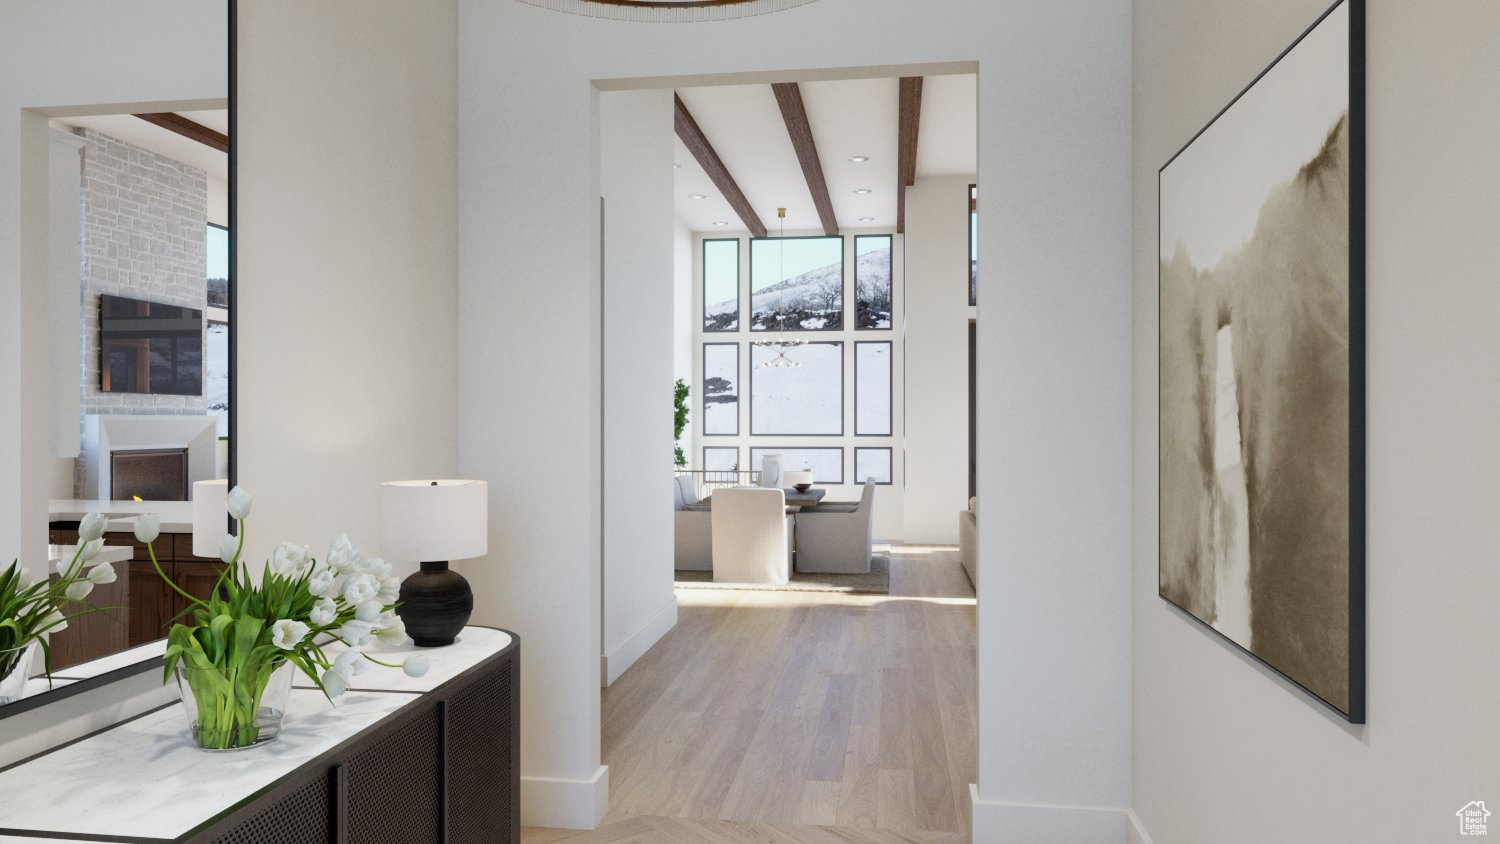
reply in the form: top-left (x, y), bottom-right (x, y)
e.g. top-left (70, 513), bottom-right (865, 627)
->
top-left (1156, 0), bottom-right (1364, 723)
top-left (854, 448), bottom-right (893, 485)
top-left (750, 447), bottom-right (844, 485)
top-left (702, 237), bottom-right (739, 333)
top-left (701, 342), bottom-right (739, 437)
top-left (748, 234), bottom-right (844, 332)
top-left (853, 234), bottom-right (893, 330)
top-left (748, 341), bottom-right (844, 436)
top-left (854, 341), bottom-right (892, 436)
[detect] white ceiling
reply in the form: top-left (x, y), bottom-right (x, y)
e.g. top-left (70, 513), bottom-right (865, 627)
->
top-left (51, 110), bottom-right (228, 183)
top-left (673, 73), bottom-right (975, 233)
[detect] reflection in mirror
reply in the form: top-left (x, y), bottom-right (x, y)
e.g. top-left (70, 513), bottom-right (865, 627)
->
top-left (1, 6), bottom-right (231, 716)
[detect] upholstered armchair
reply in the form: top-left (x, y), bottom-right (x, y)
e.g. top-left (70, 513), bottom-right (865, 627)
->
top-left (674, 475), bottom-right (712, 571)
top-left (959, 496), bottom-right (976, 588)
top-left (710, 487), bottom-right (794, 585)
top-left (793, 480), bottom-right (875, 574)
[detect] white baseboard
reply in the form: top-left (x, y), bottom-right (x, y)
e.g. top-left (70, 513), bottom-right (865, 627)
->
top-left (970, 785), bottom-right (1129, 844)
top-left (521, 765), bottom-right (610, 829)
top-left (601, 597), bottom-right (677, 687)
top-left (1125, 808), bottom-right (1157, 844)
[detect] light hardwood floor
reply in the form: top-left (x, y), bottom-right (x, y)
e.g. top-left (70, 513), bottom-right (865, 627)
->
top-left (524, 545), bottom-right (976, 844)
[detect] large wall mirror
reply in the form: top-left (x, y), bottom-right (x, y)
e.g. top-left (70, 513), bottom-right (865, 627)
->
top-left (1, 1), bottom-right (234, 718)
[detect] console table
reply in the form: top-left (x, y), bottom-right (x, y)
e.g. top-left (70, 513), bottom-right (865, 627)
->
top-left (0, 626), bottom-right (519, 844)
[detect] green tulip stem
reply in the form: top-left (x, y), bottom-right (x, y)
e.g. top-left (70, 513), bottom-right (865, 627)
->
top-left (148, 541), bottom-right (206, 609)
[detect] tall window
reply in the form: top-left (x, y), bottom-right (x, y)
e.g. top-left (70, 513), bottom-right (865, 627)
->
top-left (854, 234), bottom-right (892, 329)
top-left (749, 236), bottom-right (843, 331)
top-left (205, 223), bottom-right (230, 436)
top-left (702, 238), bottom-right (739, 331)
top-left (969, 184), bottom-right (978, 306)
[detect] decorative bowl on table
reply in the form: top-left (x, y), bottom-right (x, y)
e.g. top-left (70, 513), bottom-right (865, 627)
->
top-left (783, 471), bottom-right (814, 492)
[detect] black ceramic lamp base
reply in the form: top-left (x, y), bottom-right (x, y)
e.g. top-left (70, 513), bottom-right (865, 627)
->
top-left (395, 560), bottom-right (473, 647)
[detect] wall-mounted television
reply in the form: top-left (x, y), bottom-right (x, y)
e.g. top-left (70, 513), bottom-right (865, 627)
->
top-left (99, 293), bottom-right (203, 396)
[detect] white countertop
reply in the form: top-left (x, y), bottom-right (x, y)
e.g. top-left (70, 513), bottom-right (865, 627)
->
top-left (46, 543), bottom-right (132, 567)
top-left (0, 626), bottom-right (513, 841)
top-left (48, 499), bottom-right (195, 534)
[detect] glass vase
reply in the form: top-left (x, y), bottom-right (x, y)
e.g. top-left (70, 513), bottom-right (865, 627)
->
top-left (0, 642), bottom-right (38, 705)
top-left (175, 659), bottom-right (294, 751)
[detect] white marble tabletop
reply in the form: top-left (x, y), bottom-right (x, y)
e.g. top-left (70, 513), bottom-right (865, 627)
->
top-left (293, 626), bottom-right (513, 694)
top-left (0, 626), bottom-right (510, 840)
top-left (48, 499), bottom-right (195, 534)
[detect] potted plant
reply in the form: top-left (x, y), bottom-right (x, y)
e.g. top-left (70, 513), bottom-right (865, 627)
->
top-left (674, 378), bottom-right (690, 468)
top-left (0, 513), bottom-right (119, 704)
top-left (138, 487), bottom-right (427, 751)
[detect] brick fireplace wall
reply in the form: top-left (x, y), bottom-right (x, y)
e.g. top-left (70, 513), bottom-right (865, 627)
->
top-left (75, 128), bottom-right (208, 496)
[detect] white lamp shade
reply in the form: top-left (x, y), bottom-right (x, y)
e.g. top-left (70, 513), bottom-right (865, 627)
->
top-left (379, 480), bottom-right (488, 563)
top-left (782, 470), bottom-right (814, 487)
top-left (192, 479), bottom-right (229, 557)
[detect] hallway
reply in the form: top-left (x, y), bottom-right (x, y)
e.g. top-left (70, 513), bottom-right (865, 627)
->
top-left (525, 545), bottom-right (976, 843)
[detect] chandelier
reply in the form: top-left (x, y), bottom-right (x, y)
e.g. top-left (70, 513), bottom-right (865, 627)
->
top-left (512, 0), bottom-right (818, 23)
top-left (753, 207), bottom-right (807, 368)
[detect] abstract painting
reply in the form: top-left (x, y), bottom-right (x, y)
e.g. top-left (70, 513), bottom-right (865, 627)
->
top-left (1158, 0), bottom-right (1364, 721)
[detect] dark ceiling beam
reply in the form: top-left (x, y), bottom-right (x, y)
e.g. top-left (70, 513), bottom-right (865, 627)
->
top-left (896, 76), bottom-right (923, 234)
top-left (133, 112), bottom-right (229, 154)
top-left (771, 82), bottom-right (838, 237)
top-left (674, 93), bottom-right (767, 238)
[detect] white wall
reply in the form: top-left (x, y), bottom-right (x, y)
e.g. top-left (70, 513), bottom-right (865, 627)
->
top-left (236, 0), bottom-right (460, 568)
top-left (0, 0), bottom-right (225, 758)
top-left (904, 175), bottom-right (974, 544)
top-left (1131, 2), bottom-right (1500, 842)
top-left (457, 0), bottom-right (1133, 836)
top-left (600, 90), bottom-right (677, 687)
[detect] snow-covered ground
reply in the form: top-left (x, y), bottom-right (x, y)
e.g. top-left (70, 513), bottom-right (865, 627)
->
top-left (751, 447), bottom-right (843, 485)
top-left (855, 448), bottom-right (891, 484)
top-left (702, 344), bottom-right (739, 435)
top-left (750, 343), bottom-right (841, 434)
top-left (855, 342), bottom-right (891, 434)
top-left (205, 322), bottom-right (229, 436)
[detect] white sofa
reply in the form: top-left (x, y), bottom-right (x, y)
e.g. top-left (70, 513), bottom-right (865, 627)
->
top-left (673, 474), bottom-right (712, 571)
top-left (711, 486), bottom-right (794, 585)
top-left (793, 480), bottom-right (875, 574)
top-left (959, 496), bottom-right (976, 588)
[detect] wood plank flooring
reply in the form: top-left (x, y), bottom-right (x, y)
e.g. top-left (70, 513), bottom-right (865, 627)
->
top-left (524, 545), bottom-right (976, 844)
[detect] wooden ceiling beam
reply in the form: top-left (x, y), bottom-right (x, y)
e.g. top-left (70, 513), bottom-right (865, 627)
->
top-left (133, 112), bottom-right (229, 154)
top-left (771, 82), bottom-right (838, 236)
top-left (674, 93), bottom-right (767, 238)
top-left (896, 76), bottom-right (923, 234)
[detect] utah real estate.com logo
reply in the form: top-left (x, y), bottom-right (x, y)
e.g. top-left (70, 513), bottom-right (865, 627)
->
top-left (1458, 801), bottom-right (1491, 836)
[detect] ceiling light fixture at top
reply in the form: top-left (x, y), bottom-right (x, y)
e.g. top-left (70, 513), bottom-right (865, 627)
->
top-left (752, 207), bottom-right (807, 369)
top-left (847, 155), bottom-right (869, 163)
top-left (688, 193), bottom-right (707, 200)
top-left (858, 217), bottom-right (875, 222)
top-left (853, 188), bottom-right (872, 195)
top-left (712, 221), bottom-right (730, 227)
top-left (512, 0), bottom-right (818, 23)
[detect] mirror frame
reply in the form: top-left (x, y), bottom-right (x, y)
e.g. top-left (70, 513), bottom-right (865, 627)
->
top-left (0, 0), bottom-right (236, 721)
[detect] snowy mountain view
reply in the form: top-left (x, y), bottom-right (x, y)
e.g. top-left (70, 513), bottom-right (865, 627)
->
top-left (205, 322), bottom-right (229, 436)
top-left (854, 244), bottom-right (892, 329)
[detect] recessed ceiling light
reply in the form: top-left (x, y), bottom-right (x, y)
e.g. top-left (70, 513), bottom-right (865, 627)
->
top-left (858, 217), bottom-right (875, 222)
top-left (712, 221), bottom-right (730, 227)
top-left (853, 188), bottom-right (872, 195)
top-left (673, 163), bottom-right (682, 169)
top-left (847, 155), bottom-right (869, 163)
top-left (688, 193), bottom-right (707, 200)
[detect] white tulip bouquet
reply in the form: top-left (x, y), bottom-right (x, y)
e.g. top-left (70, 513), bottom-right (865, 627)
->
top-left (0, 513), bottom-right (120, 702)
top-left (142, 487), bottom-right (427, 749)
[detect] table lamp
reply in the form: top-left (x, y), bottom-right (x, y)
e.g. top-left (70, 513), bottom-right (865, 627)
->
top-left (379, 480), bottom-right (488, 647)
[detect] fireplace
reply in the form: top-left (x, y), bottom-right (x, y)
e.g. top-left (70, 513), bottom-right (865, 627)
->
top-left (110, 448), bottom-right (190, 501)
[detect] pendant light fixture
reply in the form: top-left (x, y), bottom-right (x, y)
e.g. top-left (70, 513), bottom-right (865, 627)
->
top-left (753, 207), bottom-right (807, 368)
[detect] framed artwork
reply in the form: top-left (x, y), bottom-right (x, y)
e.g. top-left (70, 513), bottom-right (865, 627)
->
top-left (854, 448), bottom-right (892, 485)
top-left (749, 235), bottom-right (843, 331)
top-left (702, 446), bottom-right (739, 472)
top-left (854, 235), bottom-right (892, 329)
top-left (968, 185), bottom-right (977, 307)
top-left (1158, 0), bottom-right (1364, 722)
top-left (701, 343), bottom-right (739, 436)
top-left (703, 238), bottom-right (739, 332)
top-left (854, 341), bottom-right (892, 436)
top-left (751, 447), bottom-right (843, 485)
top-left (749, 342), bottom-right (843, 435)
